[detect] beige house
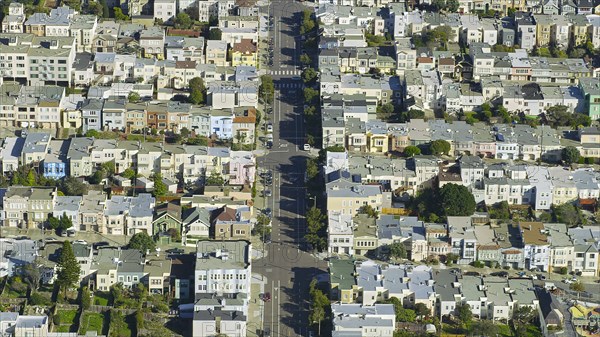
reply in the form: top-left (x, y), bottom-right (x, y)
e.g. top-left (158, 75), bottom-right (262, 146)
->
top-left (205, 40), bottom-right (228, 66)
top-left (326, 179), bottom-right (386, 217)
top-left (2, 186), bottom-right (56, 229)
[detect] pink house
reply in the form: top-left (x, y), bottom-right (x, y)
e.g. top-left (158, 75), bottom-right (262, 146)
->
top-left (228, 151), bottom-right (256, 186)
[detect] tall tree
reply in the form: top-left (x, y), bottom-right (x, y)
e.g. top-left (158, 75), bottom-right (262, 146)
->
top-left (188, 77), bottom-right (206, 105)
top-left (456, 303), bottom-right (473, 328)
top-left (56, 241), bottom-right (81, 299)
top-left (208, 28), bottom-right (222, 40)
top-left (128, 232), bottom-right (156, 253)
top-left (440, 184), bottom-right (476, 216)
top-left (512, 306), bottom-right (536, 336)
top-left (174, 12), bottom-right (192, 29)
top-left (562, 146), bottom-right (580, 165)
top-left (388, 242), bottom-right (407, 259)
top-left (152, 173), bottom-right (167, 197)
top-left (259, 75), bottom-right (274, 104)
top-left (429, 139), bottom-right (451, 155)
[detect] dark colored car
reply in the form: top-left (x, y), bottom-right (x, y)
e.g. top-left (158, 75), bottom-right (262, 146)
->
top-left (262, 292), bottom-right (271, 302)
top-left (464, 271), bottom-right (480, 277)
top-left (263, 208), bottom-right (272, 217)
top-left (266, 141), bottom-right (273, 149)
top-left (93, 241), bottom-right (110, 249)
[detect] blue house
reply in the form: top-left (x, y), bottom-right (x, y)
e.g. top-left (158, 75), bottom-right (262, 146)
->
top-left (42, 140), bottom-right (69, 179)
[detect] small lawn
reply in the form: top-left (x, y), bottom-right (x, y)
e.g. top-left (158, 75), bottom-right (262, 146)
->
top-left (93, 292), bottom-right (110, 306)
top-left (54, 310), bottom-right (78, 333)
top-left (79, 312), bottom-right (105, 335)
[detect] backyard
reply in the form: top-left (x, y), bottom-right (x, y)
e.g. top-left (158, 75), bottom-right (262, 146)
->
top-left (53, 309), bottom-right (79, 333)
top-left (93, 292), bottom-right (111, 306)
top-left (79, 312), bottom-right (106, 335)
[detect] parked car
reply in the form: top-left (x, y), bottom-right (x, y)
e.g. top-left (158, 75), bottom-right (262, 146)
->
top-left (266, 141), bottom-right (273, 149)
top-left (266, 124), bottom-right (273, 133)
top-left (303, 144), bottom-right (311, 151)
top-left (261, 292), bottom-right (271, 302)
top-left (563, 278), bottom-right (573, 284)
top-left (166, 248), bottom-right (185, 254)
top-left (490, 271), bottom-right (508, 277)
top-left (262, 190), bottom-right (272, 197)
top-left (464, 271), bottom-right (480, 277)
top-left (73, 240), bottom-right (88, 245)
top-left (263, 208), bottom-right (272, 217)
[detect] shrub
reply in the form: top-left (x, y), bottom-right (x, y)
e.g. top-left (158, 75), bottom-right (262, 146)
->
top-left (472, 260), bottom-right (485, 268)
top-left (558, 267), bottom-right (568, 275)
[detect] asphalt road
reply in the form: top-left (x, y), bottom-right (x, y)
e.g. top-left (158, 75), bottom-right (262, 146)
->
top-left (253, 1), bottom-right (327, 337)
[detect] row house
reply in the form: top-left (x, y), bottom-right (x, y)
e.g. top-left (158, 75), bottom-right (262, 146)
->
top-left (103, 193), bottom-right (155, 235)
top-left (0, 84), bottom-right (65, 129)
top-left (2, 186), bottom-right (57, 229)
top-left (0, 33), bottom-right (76, 86)
top-left (1, 3), bottom-right (26, 34)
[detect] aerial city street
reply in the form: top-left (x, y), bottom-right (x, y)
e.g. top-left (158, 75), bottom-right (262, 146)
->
top-left (0, 0), bottom-right (598, 336)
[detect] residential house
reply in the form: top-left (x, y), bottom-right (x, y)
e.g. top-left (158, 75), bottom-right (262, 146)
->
top-left (205, 40), bottom-right (229, 66)
top-left (2, 186), bottom-right (56, 229)
top-left (231, 39), bottom-right (258, 67)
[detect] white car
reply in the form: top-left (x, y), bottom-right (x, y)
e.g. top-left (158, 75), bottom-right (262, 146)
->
top-left (267, 124), bottom-right (273, 133)
top-left (73, 240), bottom-right (87, 245)
top-left (303, 144), bottom-right (311, 151)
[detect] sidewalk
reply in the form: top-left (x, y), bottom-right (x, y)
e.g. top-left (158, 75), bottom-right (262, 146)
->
top-left (247, 273), bottom-right (267, 337)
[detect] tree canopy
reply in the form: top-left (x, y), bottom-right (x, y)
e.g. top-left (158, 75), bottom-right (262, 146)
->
top-left (562, 146), bottom-right (580, 165)
top-left (259, 75), bottom-right (274, 104)
top-left (440, 184), bottom-right (476, 216)
top-left (305, 207), bottom-right (327, 251)
top-left (174, 12), bottom-right (192, 29)
top-left (429, 139), bottom-right (451, 155)
top-left (56, 241), bottom-right (81, 298)
top-left (128, 232), bottom-right (156, 253)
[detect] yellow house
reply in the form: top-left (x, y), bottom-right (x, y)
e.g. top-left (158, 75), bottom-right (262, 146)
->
top-left (231, 38), bottom-right (258, 67)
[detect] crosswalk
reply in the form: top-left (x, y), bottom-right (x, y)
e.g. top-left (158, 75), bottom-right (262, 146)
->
top-left (274, 82), bottom-right (304, 89)
top-left (268, 70), bottom-right (302, 76)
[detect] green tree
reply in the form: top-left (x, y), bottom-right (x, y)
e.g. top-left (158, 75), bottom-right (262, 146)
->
top-left (259, 75), bottom-right (275, 104)
top-left (570, 280), bottom-right (585, 298)
top-left (388, 242), bottom-right (407, 259)
top-left (128, 232), bottom-right (156, 253)
top-left (85, 1), bottom-right (103, 15)
top-left (121, 168), bottom-right (136, 180)
top-left (306, 158), bottom-right (319, 180)
top-left (205, 170), bottom-right (225, 186)
top-left (59, 214), bottom-right (73, 232)
top-left (407, 109), bottom-right (425, 120)
top-left (152, 173), bottom-right (167, 197)
top-left (429, 139), bottom-right (451, 155)
top-left (377, 103), bottom-right (395, 116)
top-left (79, 286), bottom-right (91, 310)
top-left (188, 77), bottom-right (206, 105)
top-left (445, 253), bottom-right (459, 265)
top-left (208, 28), bottom-right (222, 40)
top-left (180, 127), bottom-right (191, 139)
top-left (47, 215), bottom-right (60, 230)
top-left (174, 12), bottom-right (192, 29)
top-left (456, 303), bottom-right (473, 328)
top-left (304, 87), bottom-right (319, 103)
top-left (440, 184), bottom-right (476, 216)
top-left (100, 0), bottom-right (109, 18)
top-left (414, 302), bottom-right (430, 318)
top-left (551, 203), bottom-right (585, 227)
top-left (113, 7), bottom-right (129, 21)
top-left (60, 176), bottom-right (88, 196)
top-left (300, 10), bottom-right (316, 35)
top-left (300, 53), bottom-right (312, 66)
top-left (562, 146), bottom-right (580, 165)
top-left (358, 205), bottom-right (379, 218)
top-left (308, 279), bottom-right (329, 336)
top-left (56, 241), bottom-right (81, 299)
top-left (384, 297), bottom-right (416, 322)
top-left (253, 213), bottom-right (272, 239)
top-left (446, 0), bottom-right (459, 11)
top-left (469, 320), bottom-right (498, 336)
top-left (26, 169), bottom-right (36, 186)
top-left (21, 263), bottom-right (41, 291)
top-left (512, 306), bottom-right (536, 336)
top-left (63, 0), bottom-right (81, 11)
top-left (403, 145), bottom-right (421, 157)
top-left (489, 201), bottom-right (510, 219)
top-left (302, 67), bottom-right (318, 83)
top-left (127, 92), bottom-right (140, 103)
top-left (432, 0), bottom-right (446, 11)
top-left (305, 207), bottom-right (327, 251)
